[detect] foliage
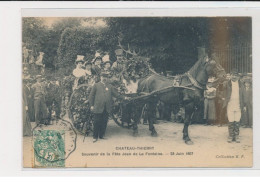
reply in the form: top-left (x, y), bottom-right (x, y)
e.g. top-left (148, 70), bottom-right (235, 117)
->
top-left (23, 17), bottom-right (251, 77)
top-left (105, 17), bottom-right (209, 74)
top-left (57, 26), bottom-right (118, 71)
top-left (124, 56), bottom-right (150, 79)
top-left (22, 18), bottom-right (48, 57)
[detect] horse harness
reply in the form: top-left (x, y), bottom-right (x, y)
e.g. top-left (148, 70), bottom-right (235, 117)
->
top-left (181, 72), bottom-right (204, 90)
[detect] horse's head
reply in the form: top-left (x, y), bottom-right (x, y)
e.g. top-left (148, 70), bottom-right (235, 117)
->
top-left (190, 55), bottom-right (226, 87)
top-left (206, 59), bottom-right (226, 86)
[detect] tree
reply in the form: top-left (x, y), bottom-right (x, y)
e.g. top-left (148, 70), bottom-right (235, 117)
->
top-left (57, 26), bottom-right (117, 72)
top-left (42, 18), bottom-right (84, 70)
top-left (105, 17), bottom-right (210, 74)
top-left (22, 17), bottom-right (48, 57)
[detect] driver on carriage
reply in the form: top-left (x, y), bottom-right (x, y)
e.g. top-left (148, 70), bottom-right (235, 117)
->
top-left (84, 60), bottom-right (95, 87)
top-left (102, 53), bottom-right (113, 83)
top-left (92, 52), bottom-right (103, 82)
top-left (112, 48), bottom-right (126, 73)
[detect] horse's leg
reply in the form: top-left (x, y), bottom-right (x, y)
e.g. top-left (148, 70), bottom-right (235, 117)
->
top-left (147, 100), bottom-right (158, 137)
top-left (183, 102), bottom-right (194, 145)
top-left (132, 102), bottom-right (143, 136)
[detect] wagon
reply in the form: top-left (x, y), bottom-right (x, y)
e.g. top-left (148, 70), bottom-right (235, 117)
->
top-left (68, 81), bottom-right (194, 139)
top-left (67, 84), bottom-right (137, 138)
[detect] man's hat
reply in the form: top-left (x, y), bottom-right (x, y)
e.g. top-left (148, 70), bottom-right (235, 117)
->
top-left (230, 68), bottom-right (239, 75)
top-left (75, 55), bottom-right (85, 63)
top-left (94, 56), bottom-right (102, 63)
top-left (243, 76), bottom-right (252, 83)
top-left (115, 49), bottom-right (124, 56)
top-left (244, 77), bottom-right (252, 83)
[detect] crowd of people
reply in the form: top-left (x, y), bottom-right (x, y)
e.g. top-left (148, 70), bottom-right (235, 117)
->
top-left (156, 67), bottom-right (252, 143)
top-left (203, 69), bottom-right (252, 129)
top-left (22, 48), bottom-right (132, 138)
top-left (23, 48), bottom-right (253, 144)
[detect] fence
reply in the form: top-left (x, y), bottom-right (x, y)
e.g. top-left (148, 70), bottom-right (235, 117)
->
top-left (213, 45), bottom-right (252, 74)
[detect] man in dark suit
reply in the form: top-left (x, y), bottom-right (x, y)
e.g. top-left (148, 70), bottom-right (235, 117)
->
top-left (242, 77), bottom-right (252, 128)
top-left (23, 78), bottom-right (35, 122)
top-left (92, 56), bottom-right (103, 83)
top-left (31, 75), bottom-right (48, 125)
top-left (89, 72), bottom-right (127, 142)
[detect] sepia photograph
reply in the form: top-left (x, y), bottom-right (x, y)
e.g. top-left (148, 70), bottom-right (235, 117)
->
top-left (22, 16), bottom-right (252, 168)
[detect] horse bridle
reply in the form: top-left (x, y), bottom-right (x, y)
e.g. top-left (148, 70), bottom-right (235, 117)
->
top-left (184, 72), bottom-right (204, 90)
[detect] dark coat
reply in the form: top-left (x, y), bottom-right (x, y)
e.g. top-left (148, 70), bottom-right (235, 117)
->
top-left (92, 65), bottom-right (102, 75)
top-left (223, 80), bottom-right (244, 108)
top-left (242, 85), bottom-right (252, 107)
top-left (23, 84), bottom-right (35, 121)
top-left (89, 82), bottom-right (124, 114)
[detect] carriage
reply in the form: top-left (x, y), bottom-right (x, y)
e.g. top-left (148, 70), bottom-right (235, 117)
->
top-left (67, 82), bottom-right (135, 136)
top-left (67, 74), bottom-right (196, 138)
top-left (65, 51), bottom-right (226, 145)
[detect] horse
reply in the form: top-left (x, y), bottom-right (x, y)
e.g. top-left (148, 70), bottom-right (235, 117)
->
top-left (135, 56), bottom-right (226, 145)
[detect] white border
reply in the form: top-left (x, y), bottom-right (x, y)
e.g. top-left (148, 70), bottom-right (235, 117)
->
top-left (1, 1), bottom-right (260, 177)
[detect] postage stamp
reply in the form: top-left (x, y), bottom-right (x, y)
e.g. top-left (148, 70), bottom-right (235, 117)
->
top-left (33, 130), bottom-right (65, 167)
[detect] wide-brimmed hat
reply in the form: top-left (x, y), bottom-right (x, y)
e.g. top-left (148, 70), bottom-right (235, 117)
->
top-left (75, 55), bottom-right (85, 63)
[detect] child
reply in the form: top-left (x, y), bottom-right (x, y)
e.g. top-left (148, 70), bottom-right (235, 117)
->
top-left (204, 77), bottom-right (217, 125)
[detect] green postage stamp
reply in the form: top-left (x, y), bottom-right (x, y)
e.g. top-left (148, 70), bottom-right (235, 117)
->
top-left (33, 130), bottom-right (65, 168)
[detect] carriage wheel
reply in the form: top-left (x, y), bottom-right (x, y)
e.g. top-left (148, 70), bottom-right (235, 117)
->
top-left (68, 84), bottom-right (93, 136)
top-left (111, 99), bottom-right (134, 129)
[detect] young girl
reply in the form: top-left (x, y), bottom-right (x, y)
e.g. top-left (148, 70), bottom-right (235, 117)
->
top-left (204, 78), bottom-right (217, 125)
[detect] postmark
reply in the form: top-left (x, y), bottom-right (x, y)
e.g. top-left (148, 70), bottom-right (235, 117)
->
top-left (32, 119), bottom-right (77, 168)
top-left (33, 130), bottom-right (65, 167)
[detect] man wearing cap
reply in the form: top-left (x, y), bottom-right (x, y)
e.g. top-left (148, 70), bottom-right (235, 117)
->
top-left (46, 77), bottom-right (62, 121)
top-left (241, 76), bottom-right (252, 128)
top-left (223, 68), bottom-right (245, 143)
top-left (89, 72), bottom-right (128, 143)
top-left (84, 61), bottom-right (95, 86)
top-left (102, 54), bottom-right (114, 83)
top-left (112, 48), bottom-right (126, 73)
top-left (92, 56), bottom-right (103, 83)
top-left (92, 56), bottom-right (103, 75)
top-left (31, 75), bottom-right (48, 125)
